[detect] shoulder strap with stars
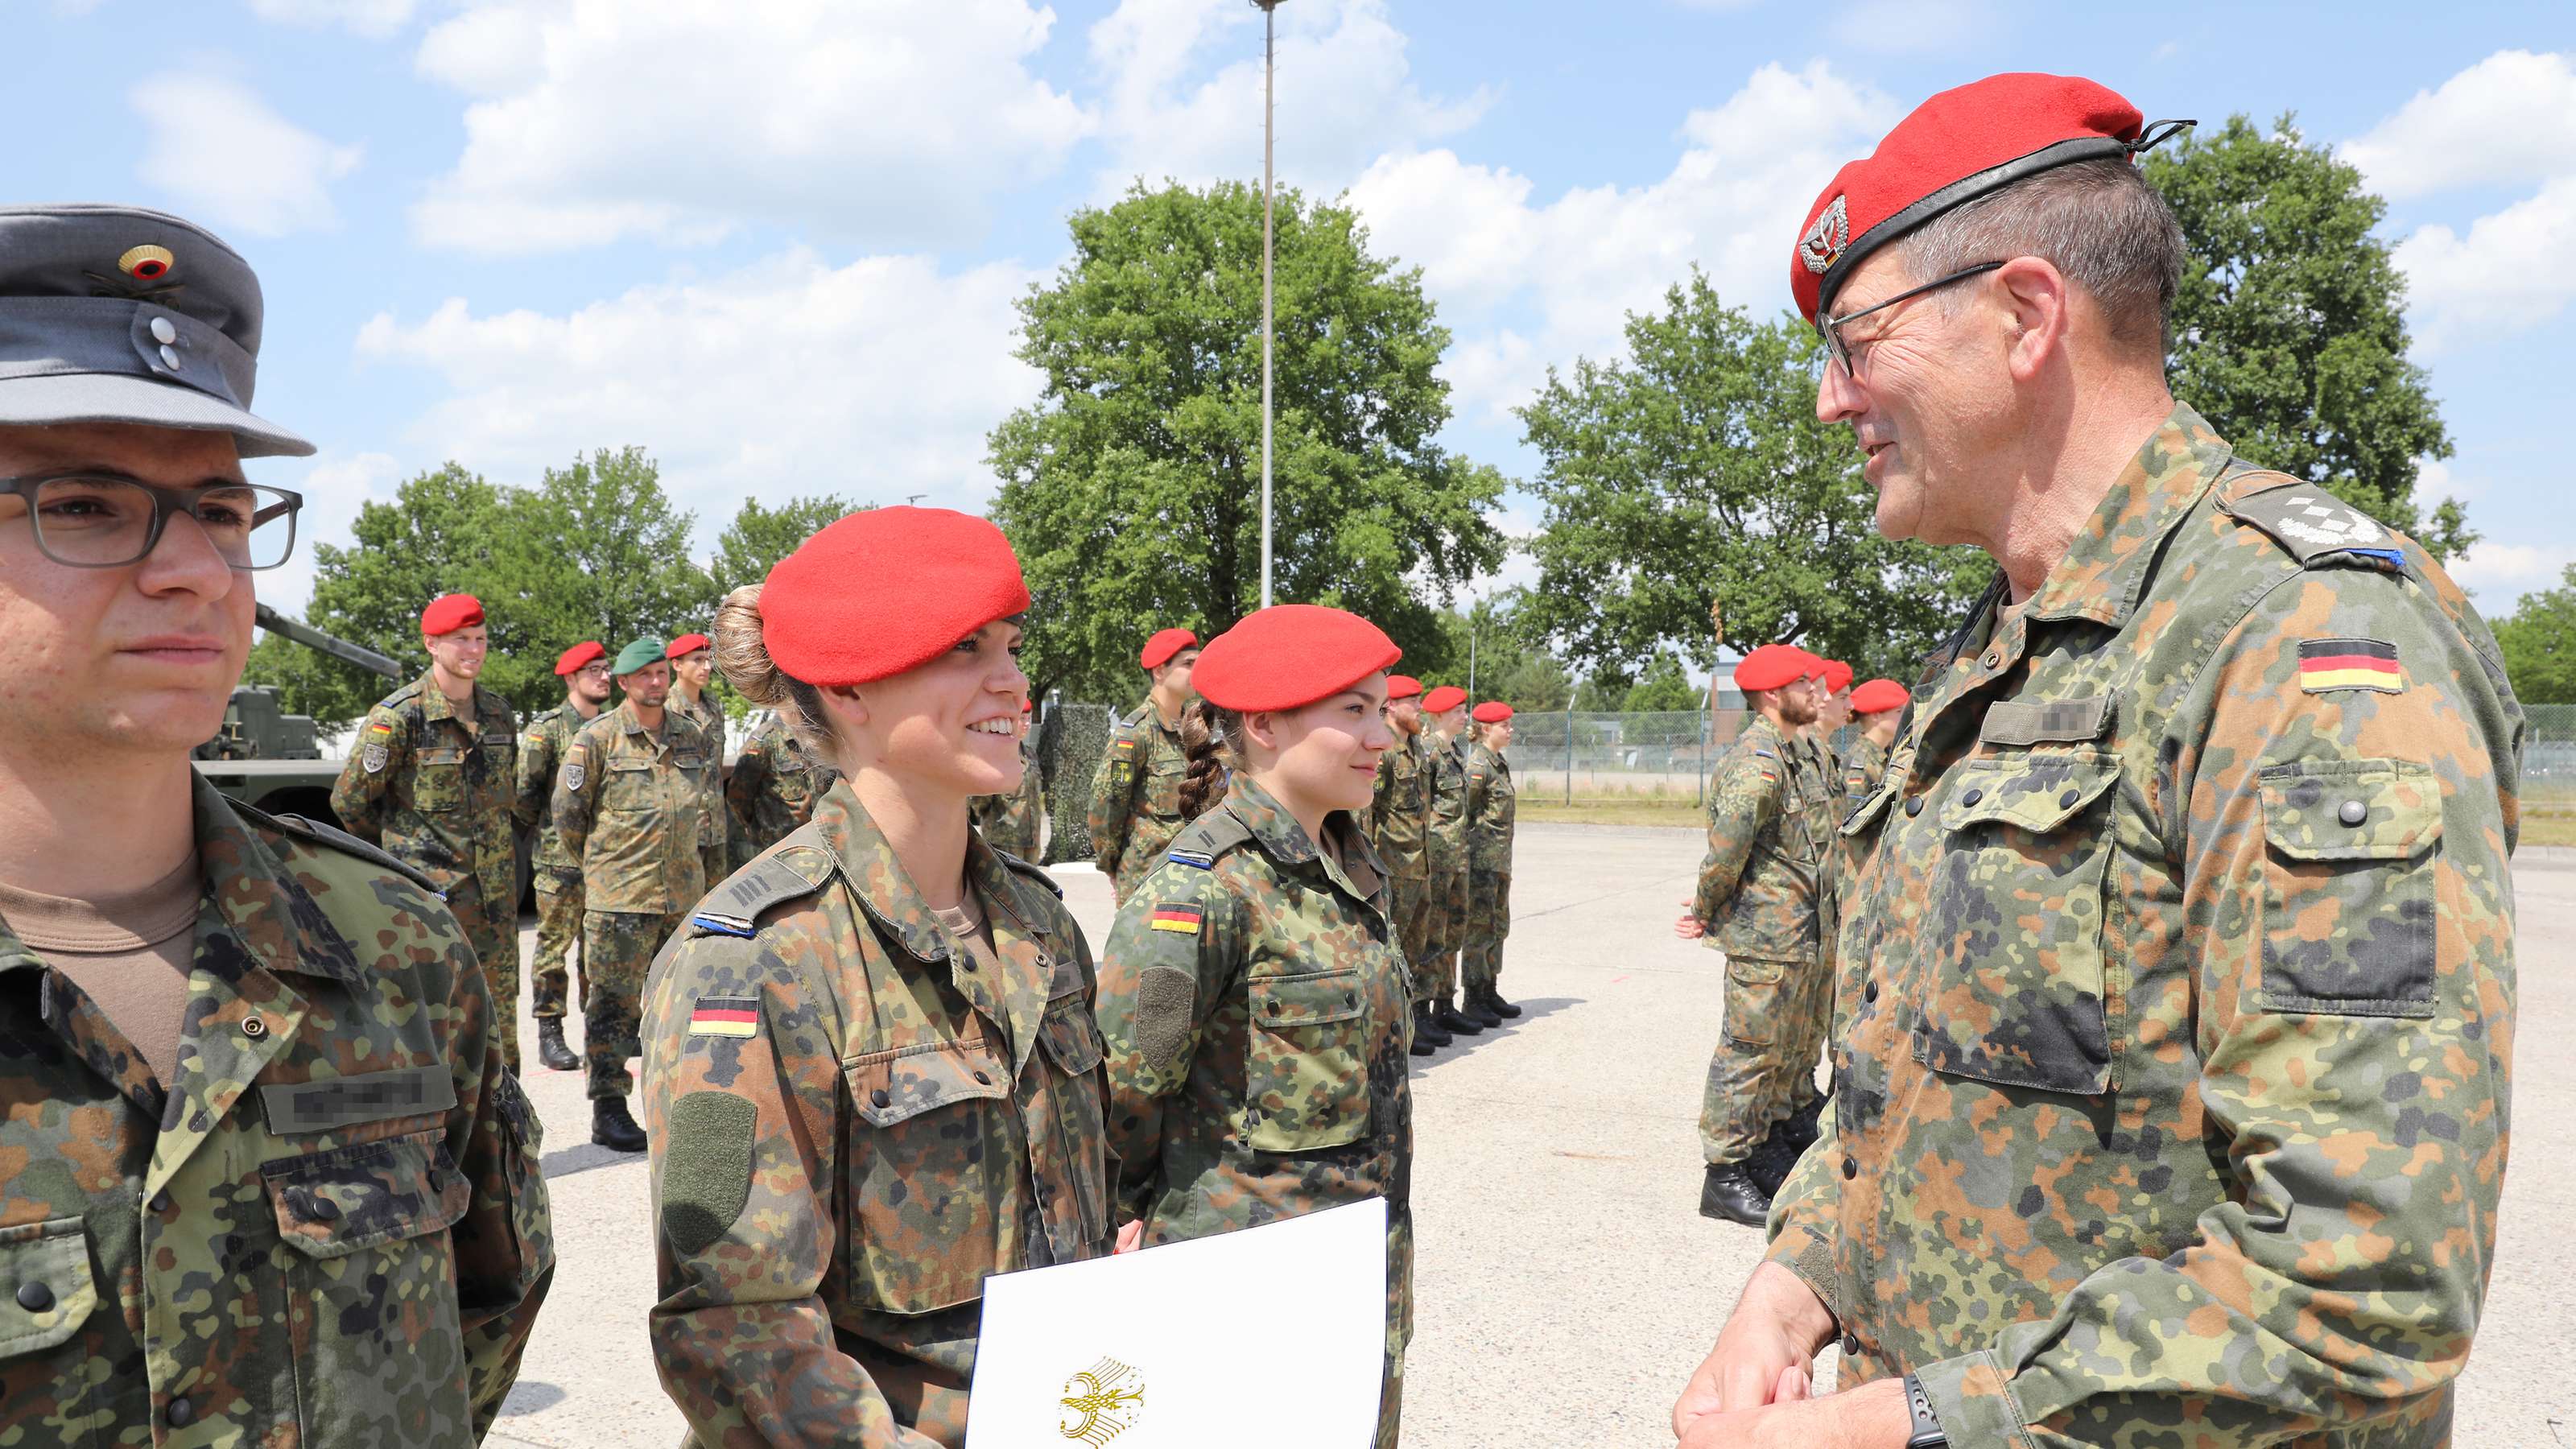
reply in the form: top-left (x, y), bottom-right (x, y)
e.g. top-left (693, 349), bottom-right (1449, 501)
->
top-left (2222, 470), bottom-right (2409, 571)
top-left (1163, 807), bottom-right (1252, 871)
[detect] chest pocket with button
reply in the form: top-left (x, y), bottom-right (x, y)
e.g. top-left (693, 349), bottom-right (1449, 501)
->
top-left (1915, 749), bottom-right (2122, 1096)
top-left (1141, 747), bottom-right (1187, 820)
top-left (1035, 985), bottom-right (1113, 1244)
top-left (2254, 757), bottom-right (2442, 1017)
top-left (0, 1216), bottom-right (101, 1431)
top-left (1244, 969), bottom-right (1370, 1153)
top-left (601, 757), bottom-right (660, 815)
top-left (841, 1036), bottom-right (1013, 1314)
top-left (414, 745), bottom-right (467, 811)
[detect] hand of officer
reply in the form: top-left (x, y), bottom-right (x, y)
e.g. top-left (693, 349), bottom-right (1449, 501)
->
top-left (1674, 902), bottom-right (1706, 939)
top-left (1674, 1376), bottom-right (1909, 1448)
top-left (1114, 1220), bottom-right (1144, 1254)
top-left (1673, 1261), bottom-right (1835, 1430)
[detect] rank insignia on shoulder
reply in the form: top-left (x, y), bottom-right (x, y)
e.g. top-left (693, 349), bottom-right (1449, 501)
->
top-left (691, 910), bottom-right (757, 938)
top-left (1149, 904), bottom-right (1203, 935)
top-left (2297, 638), bottom-right (2404, 694)
top-left (1166, 848), bottom-right (1215, 869)
top-left (687, 997), bottom-right (759, 1038)
top-left (1752, 749), bottom-right (1775, 759)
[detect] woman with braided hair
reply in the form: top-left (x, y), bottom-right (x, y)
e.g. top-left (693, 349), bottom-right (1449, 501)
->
top-left (1093, 603), bottom-right (1418, 1448)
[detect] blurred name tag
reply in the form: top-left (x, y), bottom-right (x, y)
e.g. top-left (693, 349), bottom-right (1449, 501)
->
top-left (968, 1198), bottom-right (1387, 1449)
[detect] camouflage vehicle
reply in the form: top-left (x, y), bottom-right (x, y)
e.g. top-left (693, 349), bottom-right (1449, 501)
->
top-left (191, 602), bottom-right (403, 825)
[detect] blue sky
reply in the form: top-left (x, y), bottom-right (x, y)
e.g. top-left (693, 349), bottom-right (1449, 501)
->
top-left (13, 0), bottom-right (2573, 628)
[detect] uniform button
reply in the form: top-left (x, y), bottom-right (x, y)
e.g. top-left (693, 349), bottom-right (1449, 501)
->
top-left (2058, 787), bottom-right (2081, 808)
top-left (2338, 799), bottom-right (2368, 827)
top-left (974, 1071), bottom-right (993, 1085)
top-left (14, 1281), bottom-right (52, 1312)
top-left (1864, 980), bottom-right (1879, 1004)
top-left (167, 1397), bottom-right (196, 1428)
top-left (242, 1016), bottom-right (266, 1038)
top-left (149, 1191), bottom-right (171, 1215)
top-left (1841, 1156), bottom-right (1857, 1180)
top-left (1841, 1332), bottom-right (1861, 1356)
top-left (150, 316), bottom-right (178, 345)
top-left (308, 1195), bottom-right (340, 1221)
top-left (1903, 797), bottom-right (1923, 818)
top-left (870, 1089), bottom-right (891, 1109)
top-left (1982, 652), bottom-right (2000, 669)
top-left (159, 344), bottom-right (182, 370)
top-left (1960, 788), bottom-right (1983, 807)
top-left (1344, 993), bottom-right (1358, 1009)
top-left (1265, 1001), bottom-right (1282, 1016)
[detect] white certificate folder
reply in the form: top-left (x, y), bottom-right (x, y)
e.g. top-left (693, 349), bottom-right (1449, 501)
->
top-left (967, 1197), bottom-right (1389, 1448)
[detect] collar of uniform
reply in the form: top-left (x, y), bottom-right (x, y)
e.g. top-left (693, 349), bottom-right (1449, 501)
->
top-left (1219, 774), bottom-right (1320, 867)
top-left (809, 781), bottom-right (957, 966)
top-left (614, 699), bottom-right (667, 745)
top-left (1739, 713), bottom-right (1785, 755)
top-left (2020, 402), bottom-right (2233, 628)
top-left (194, 774), bottom-right (367, 983)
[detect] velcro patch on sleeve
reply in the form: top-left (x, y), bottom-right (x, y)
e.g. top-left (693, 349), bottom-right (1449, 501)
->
top-left (1148, 904), bottom-right (1204, 935)
top-left (687, 997), bottom-right (761, 1037)
top-left (2297, 638), bottom-right (2404, 694)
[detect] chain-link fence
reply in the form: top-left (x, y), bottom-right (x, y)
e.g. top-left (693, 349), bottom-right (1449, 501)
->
top-left (2526, 704), bottom-right (2574, 834)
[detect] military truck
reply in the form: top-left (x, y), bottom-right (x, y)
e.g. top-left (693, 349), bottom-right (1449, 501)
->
top-left (192, 603), bottom-right (405, 826)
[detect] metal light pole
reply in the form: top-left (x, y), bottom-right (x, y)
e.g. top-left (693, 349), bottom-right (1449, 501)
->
top-left (1253, 0), bottom-right (1283, 609)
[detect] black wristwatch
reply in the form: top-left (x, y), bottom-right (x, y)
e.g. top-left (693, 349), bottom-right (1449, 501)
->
top-left (1902, 1373), bottom-right (1947, 1448)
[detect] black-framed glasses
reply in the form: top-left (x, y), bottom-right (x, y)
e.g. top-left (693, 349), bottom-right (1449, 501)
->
top-left (1817, 260), bottom-right (2004, 378)
top-left (0, 473), bottom-right (301, 571)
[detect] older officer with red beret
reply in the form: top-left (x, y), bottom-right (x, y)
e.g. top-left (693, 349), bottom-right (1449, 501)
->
top-left (515, 638), bottom-right (613, 1072)
top-left (1087, 625), bottom-right (1201, 902)
top-left (1675, 73), bottom-right (2521, 1448)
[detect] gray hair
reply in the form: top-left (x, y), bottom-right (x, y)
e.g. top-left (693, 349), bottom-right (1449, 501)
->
top-left (1894, 157), bottom-right (2184, 354)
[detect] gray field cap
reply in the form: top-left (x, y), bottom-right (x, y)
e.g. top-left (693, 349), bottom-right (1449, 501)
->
top-left (0, 203), bottom-right (313, 457)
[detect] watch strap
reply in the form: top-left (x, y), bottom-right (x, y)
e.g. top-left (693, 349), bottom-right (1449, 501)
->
top-left (1901, 1372), bottom-right (1946, 1448)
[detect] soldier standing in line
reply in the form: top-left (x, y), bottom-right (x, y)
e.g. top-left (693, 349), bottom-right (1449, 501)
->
top-left (1814, 655), bottom-right (1856, 771)
top-left (332, 591), bottom-right (529, 1071)
top-left (970, 698), bottom-right (1044, 859)
top-left (666, 631), bottom-right (729, 892)
top-left (514, 638), bottom-right (609, 1073)
top-left (1840, 678), bottom-right (1909, 802)
top-left (1086, 626), bottom-right (1199, 901)
top-left (0, 202), bottom-right (550, 1443)
top-left (1748, 653), bottom-right (1844, 1198)
top-left (1674, 643), bottom-right (1823, 1227)
top-left (554, 637), bottom-right (711, 1151)
top-left (1368, 675), bottom-right (1440, 1056)
top-left (1675, 74), bottom-right (2521, 1447)
top-left (1461, 701), bottom-right (1523, 1022)
top-left (724, 707), bottom-right (838, 869)
top-left (1417, 683), bottom-right (1484, 1041)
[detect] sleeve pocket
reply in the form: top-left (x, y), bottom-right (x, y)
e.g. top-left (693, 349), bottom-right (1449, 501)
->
top-left (2256, 758), bottom-right (2442, 1017)
top-left (1244, 971), bottom-right (1369, 1153)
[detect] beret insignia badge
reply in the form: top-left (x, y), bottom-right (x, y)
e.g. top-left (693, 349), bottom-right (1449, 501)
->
top-left (118, 244), bottom-right (175, 281)
top-left (1798, 196), bottom-right (1848, 275)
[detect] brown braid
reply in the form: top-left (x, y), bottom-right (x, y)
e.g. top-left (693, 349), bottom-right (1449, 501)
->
top-left (1176, 697), bottom-right (1242, 820)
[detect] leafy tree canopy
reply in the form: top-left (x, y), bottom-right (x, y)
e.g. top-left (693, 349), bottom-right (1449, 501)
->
top-left (2492, 566), bottom-right (2576, 705)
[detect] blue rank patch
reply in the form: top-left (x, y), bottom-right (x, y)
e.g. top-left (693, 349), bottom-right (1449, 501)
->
top-left (1753, 749), bottom-right (1776, 759)
top-left (691, 911), bottom-right (757, 939)
top-left (2343, 547), bottom-right (2406, 569)
top-left (1166, 848), bottom-right (1216, 870)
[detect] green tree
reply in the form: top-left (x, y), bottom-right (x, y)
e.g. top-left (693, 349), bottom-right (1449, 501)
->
top-left (1517, 272), bottom-right (1977, 683)
top-left (2148, 114), bottom-right (2468, 556)
top-left (990, 180), bottom-right (1508, 703)
top-left (1622, 654), bottom-right (1699, 712)
top-left (2493, 566), bottom-right (2576, 705)
top-left (712, 493), bottom-right (862, 597)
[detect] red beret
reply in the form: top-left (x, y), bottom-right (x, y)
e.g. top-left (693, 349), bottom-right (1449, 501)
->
top-left (1022, 699), bottom-right (1033, 713)
top-left (1852, 679), bottom-right (1911, 715)
top-left (667, 633), bottom-right (712, 659)
top-left (1140, 628), bottom-right (1199, 671)
top-left (1192, 605), bottom-right (1401, 714)
top-left (1421, 685), bottom-right (1468, 715)
top-left (554, 640), bottom-right (606, 675)
top-left (420, 593), bottom-right (483, 636)
top-left (1821, 658), bottom-right (1854, 693)
top-left (1793, 73), bottom-right (2161, 324)
top-left (1385, 675), bottom-right (1422, 701)
top-left (1472, 702), bottom-right (1513, 724)
top-left (761, 507), bottom-right (1030, 687)
top-left (1734, 644), bottom-right (1810, 693)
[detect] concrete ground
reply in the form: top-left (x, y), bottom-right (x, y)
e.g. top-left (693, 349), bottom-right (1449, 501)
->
top-left (486, 825), bottom-right (2574, 1448)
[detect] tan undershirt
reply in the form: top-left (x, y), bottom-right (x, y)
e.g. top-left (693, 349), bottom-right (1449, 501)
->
top-left (0, 852), bottom-right (201, 1088)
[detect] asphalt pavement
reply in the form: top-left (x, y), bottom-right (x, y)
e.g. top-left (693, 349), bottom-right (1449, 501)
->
top-left (485, 825), bottom-right (2575, 1448)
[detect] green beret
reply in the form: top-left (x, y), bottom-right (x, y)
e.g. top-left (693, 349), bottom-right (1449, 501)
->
top-left (613, 638), bottom-right (667, 675)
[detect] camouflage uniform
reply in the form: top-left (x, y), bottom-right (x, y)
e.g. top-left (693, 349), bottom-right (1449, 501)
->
top-left (0, 777), bottom-right (553, 1445)
top-left (1460, 740), bottom-right (1517, 996)
top-left (1421, 732), bottom-right (1472, 1005)
top-left (969, 737), bottom-right (1045, 861)
top-left (670, 691), bottom-right (731, 894)
top-left (1096, 776), bottom-right (1415, 1449)
top-left (331, 671), bottom-right (529, 1071)
top-left (724, 713), bottom-right (838, 872)
top-left (554, 701), bottom-right (714, 1101)
top-left (641, 781), bottom-right (1115, 1447)
top-left (1692, 714), bottom-right (1823, 1166)
top-left (1839, 732), bottom-right (1891, 803)
top-left (1766, 407), bottom-right (2524, 1444)
top-left (1368, 729), bottom-right (1435, 994)
top-left (1085, 706), bottom-right (1188, 902)
top-left (1785, 731), bottom-right (1843, 1115)
top-left (518, 700), bottom-right (599, 1020)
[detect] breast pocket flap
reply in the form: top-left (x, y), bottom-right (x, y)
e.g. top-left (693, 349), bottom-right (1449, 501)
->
top-left (847, 1037), bottom-right (1012, 1127)
top-left (0, 1217), bottom-right (98, 1357)
top-left (1941, 754), bottom-right (2120, 834)
top-left (262, 1135), bottom-right (470, 1259)
top-left (1250, 970), bottom-right (1366, 1031)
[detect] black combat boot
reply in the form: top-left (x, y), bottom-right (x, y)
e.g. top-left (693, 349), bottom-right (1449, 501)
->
top-left (1779, 1095), bottom-right (1825, 1152)
top-left (1700, 1162), bottom-right (1773, 1226)
top-left (1433, 997), bottom-right (1484, 1036)
top-left (535, 1018), bottom-right (578, 1072)
top-left (1477, 985), bottom-right (1523, 1019)
top-left (1457, 992), bottom-right (1504, 1030)
top-left (1746, 1128), bottom-right (1804, 1199)
top-left (1412, 1001), bottom-right (1451, 1053)
top-left (592, 1097), bottom-right (647, 1153)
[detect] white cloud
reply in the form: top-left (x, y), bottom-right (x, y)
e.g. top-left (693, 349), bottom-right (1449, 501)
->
top-left (1346, 60), bottom-right (1897, 419)
top-left (410, 0), bottom-right (1090, 254)
top-left (246, 0), bottom-right (417, 40)
top-left (129, 73), bottom-right (363, 237)
top-left (2343, 49), bottom-right (2576, 200)
top-left (263, 452), bottom-right (403, 617)
top-left (1088, 0), bottom-right (1490, 199)
top-left (2392, 174), bottom-right (2576, 349)
top-left (353, 249), bottom-right (1046, 538)
top-left (2447, 539), bottom-right (2576, 605)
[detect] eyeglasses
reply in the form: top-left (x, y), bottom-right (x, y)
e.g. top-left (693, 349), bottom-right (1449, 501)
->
top-left (575, 663), bottom-right (613, 678)
top-left (1816, 260), bottom-right (2004, 378)
top-left (1, 473), bottom-right (301, 571)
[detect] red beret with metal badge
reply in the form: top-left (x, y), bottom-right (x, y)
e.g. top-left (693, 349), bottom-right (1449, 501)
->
top-left (1421, 685), bottom-right (1468, 716)
top-left (1851, 679), bottom-right (1912, 715)
top-left (1141, 628), bottom-right (1199, 671)
top-left (554, 640), bottom-right (606, 676)
top-left (1192, 605), bottom-right (1401, 714)
top-left (760, 506), bottom-right (1030, 687)
top-left (420, 593), bottom-right (483, 637)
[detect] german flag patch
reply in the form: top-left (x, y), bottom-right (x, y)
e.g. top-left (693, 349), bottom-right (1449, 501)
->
top-left (1149, 904), bottom-right (1203, 935)
top-left (2298, 638), bottom-right (2403, 694)
top-left (687, 997), bottom-right (759, 1038)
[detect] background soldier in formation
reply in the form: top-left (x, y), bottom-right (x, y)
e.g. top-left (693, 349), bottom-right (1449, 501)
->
top-left (1416, 683), bottom-right (1482, 1044)
top-left (1840, 677), bottom-right (1907, 802)
top-left (0, 202), bottom-right (551, 1443)
top-left (517, 638), bottom-right (611, 1073)
top-left (1369, 675), bottom-right (1441, 1056)
top-left (969, 698), bottom-right (1044, 858)
top-left (554, 638), bottom-right (712, 1151)
top-left (332, 590), bottom-right (530, 1070)
top-left (1678, 73), bottom-right (2523, 1447)
top-left (665, 632), bottom-right (729, 893)
top-left (1086, 625), bottom-right (1198, 901)
top-left (1460, 701), bottom-right (1522, 1022)
top-left (725, 705), bottom-right (838, 869)
top-left (1676, 643), bottom-right (1823, 1226)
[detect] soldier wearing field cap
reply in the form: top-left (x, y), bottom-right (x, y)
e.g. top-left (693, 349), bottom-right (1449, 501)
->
top-left (666, 631), bottom-right (729, 890)
top-left (332, 590), bottom-right (531, 1069)
top-left (554, 637), bottom-right (715, 1150)
top-left (0, 204), bottom-right (549, 1443)
top-left (1674, 74), bottom-right (2522, 1449)
top-left (1088, 625), bottom-right (1199, 901)
top-left (516, 638), bottom-right (612, 1073)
